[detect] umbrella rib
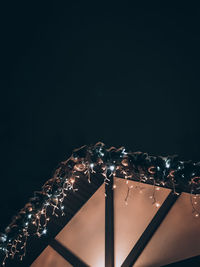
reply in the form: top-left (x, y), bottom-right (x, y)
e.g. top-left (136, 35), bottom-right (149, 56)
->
top-left (105, 175), bottom-right (115, 267)
top-left (161, 255), bottom-right (200, 266)
top-left (50, 239), bottom-right (90, 267)
top-left (121, 191), bottom-right (180, 267)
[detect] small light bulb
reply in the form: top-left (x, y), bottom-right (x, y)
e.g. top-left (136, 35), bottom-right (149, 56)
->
top-left (165, 161), bottom-right (170, 168)
top-left (122, 148), bottom-right (127, 155)
top-left (99, 149), bottom-right (104, 157)
top-left (109, 165), bottom-right (115, 171)
top-left (155, 202), bottom-right (160, 208)
top-left (42, 229), bottom-right (47, 235)
top-left (61, 205), bottom-right (65, 210)
top-left (155, 187), bottom-right (160, 191)
top-left (126, 180), bottom-right (129, 184)
top-left (0, 234), bottom-right (7, 243)
top-left (28, 214), bottom-right (32, 219)
top-left (70, 178), bottom-right (75, 184)
top-left (90, 163), bottom-right (94, 168)
top-left (194, 213), bottom-right (199, 218)
top-left (113, 184), bottom-right (117, 189)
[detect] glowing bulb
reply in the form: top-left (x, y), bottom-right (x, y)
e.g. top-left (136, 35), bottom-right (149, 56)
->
top-left (194, 201), bottom-right (198, 205)
top-left (109, 165), bottom-right (115, 171)
top-left (126, 180), bottom-right (129, 184)
top-left (61, 205), bottom-right (65, 210)
top-left (165, 161), bottom-right (170, 168)
top-left (194, 213), bottom-right (199, 218)
top-left (0, 234), bottom-right (7, 243)
top-left (99, 149), bottom-right (104, 157)
top-left (155, 202), bottom-right (160, 208)
top-left (70, 178), bottom-right (75, 184)
top-left (113, 184), bottom-right (117, 189)
top-left (122, 148), bottom-right (127, 155)
top-left (42, 229), bottom-right (47, 235)
top-left (155, 187), bottom-right (160, 191)
top-left (90, 163), bottom-right (94, 168)
top-left (28, 214), bottom-right (32, 219)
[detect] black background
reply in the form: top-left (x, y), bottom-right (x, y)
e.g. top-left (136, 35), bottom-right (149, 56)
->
top-left (1, 2), bottom-right (200, 231)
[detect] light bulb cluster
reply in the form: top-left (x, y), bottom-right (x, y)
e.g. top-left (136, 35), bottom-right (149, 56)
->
top-left (190, 193), bottom-right (200, 218)
top-left (1, 142), bottom-right (200, 266)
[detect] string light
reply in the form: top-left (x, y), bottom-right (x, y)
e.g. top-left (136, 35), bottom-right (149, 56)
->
top-left (155, 202), bottom-right (161, 208)
top-left (190, 178), bottom-right (200, 218)
top-left (1, 142), bottom-right (200, 265)
top-left (42, 229), bottom-right (47, 235)
top-left (165, 161), bottom-right (170, 168)
top-left (124, 184), bottom-right (134, 205)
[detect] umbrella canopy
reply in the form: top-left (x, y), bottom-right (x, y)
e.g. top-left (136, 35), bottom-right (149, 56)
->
top-left (31, 179), bottom-right (200, 267)
top-left (1, 143), bottom-right (200, 267)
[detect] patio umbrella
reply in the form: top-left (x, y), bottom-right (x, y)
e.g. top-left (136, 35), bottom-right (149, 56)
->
top-left (1, 142), bottom-right (200, 267)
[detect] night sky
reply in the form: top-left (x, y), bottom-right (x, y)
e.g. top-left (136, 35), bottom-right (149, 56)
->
top-left (1, 2), bottom-right (200, 231)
